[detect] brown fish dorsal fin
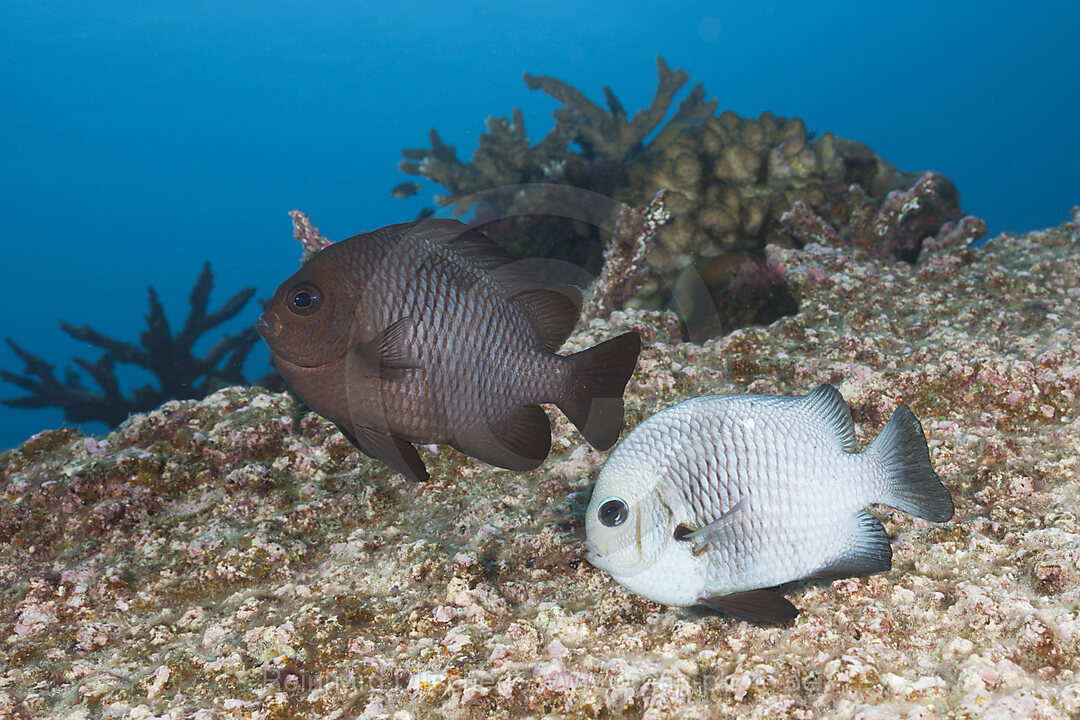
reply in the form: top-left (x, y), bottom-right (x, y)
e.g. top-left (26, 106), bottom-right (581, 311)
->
top-left (334, 423), bottom-right (429, 482)
top-left (352, 317), bottom-right (419, 378)
top-left (698, 589), bottom-right (799, 622)
top-left (511, 287), bottom-right (582, 351)
top-left (406, 219), bottom-right (542, 292)
top-left (451, 404), bottom-right (551, 472)
top-left (799, 383), bottom-right (856, 452)
top-left (806, 510), bottom-right (892, 581)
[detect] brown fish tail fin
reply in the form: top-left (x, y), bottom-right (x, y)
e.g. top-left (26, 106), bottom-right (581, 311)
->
top-left (869, 405), bottom-right (954, 522)
top-left (557, 331), bottom-right (641, 450)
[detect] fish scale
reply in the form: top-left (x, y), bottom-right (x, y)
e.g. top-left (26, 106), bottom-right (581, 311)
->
top-left (585, 384), bottom-right (953, 621)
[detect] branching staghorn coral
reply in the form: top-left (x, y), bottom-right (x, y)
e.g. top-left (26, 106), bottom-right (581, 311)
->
top-left (1, 263), bottom-right (258, 428)
top-left (399, 57), bottom-right (704, 218)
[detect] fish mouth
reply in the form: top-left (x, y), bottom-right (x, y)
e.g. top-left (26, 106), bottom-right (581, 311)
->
top-left (583, 540), bottom-right (605, 565)
top-left (255, 313), bottom-right (280, 339)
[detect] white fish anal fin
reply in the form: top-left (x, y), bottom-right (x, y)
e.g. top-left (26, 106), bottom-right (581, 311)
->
top-left (698, 589), bottom-right (799, 622)
top-left (684, 496), bottom-right (748, 557)
top-left (808, 510), bottom-right (892, 581)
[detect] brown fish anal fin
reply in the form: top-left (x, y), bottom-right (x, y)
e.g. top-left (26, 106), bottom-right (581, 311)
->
top-left (335, 422), bottom-right (429, 482)
top-left (684, 497), bottom-right (747, 556)
top-left (452, 404), bottom-right (551, 472)
top-left (512, 287), bottom-right (582, 351)
top-left (698, 589), bottom-right (799, 622)
top-left (557, 331), bottom-right (641, 450)
top-left (353, 317), bottom-right (420, 378)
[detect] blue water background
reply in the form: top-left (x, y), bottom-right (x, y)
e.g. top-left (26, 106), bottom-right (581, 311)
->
top-left (2, 1), bottom-right (1078, 450)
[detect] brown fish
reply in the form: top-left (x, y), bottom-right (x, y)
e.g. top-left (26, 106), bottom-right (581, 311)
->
top-left (258, 219), bottom-right (641, 482)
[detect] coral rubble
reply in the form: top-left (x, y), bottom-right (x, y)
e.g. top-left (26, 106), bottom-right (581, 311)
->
top-left (1, 263), bottom-right (258, 428)
top-left (2, 212), bottom-right (1078, 718)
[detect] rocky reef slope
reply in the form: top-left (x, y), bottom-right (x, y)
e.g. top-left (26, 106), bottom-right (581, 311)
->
top-left (2, 214), bottom-right (1079, 719)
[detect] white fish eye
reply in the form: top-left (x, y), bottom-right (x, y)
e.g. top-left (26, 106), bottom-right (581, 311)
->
top-left (597, 497), bottom-right (628, 527)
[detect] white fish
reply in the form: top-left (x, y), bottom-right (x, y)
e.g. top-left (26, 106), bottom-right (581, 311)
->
top-left (584, 384), bottom-right (953, 621)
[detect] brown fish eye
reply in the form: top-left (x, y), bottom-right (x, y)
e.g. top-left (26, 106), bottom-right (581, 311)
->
top-left (287, 283), bottom-right (321, 316)
top-left (598, 498), bottom-right (628, 527)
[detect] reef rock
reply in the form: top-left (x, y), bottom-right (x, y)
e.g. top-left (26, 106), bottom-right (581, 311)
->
top-left (2, 213), bottom-right (1078, 719)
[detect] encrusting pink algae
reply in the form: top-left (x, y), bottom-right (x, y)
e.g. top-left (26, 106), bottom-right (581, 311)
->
top-left (1, 210), bottom-right (1079, 719)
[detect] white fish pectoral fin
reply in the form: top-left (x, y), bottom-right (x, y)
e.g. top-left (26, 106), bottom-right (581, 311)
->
top-left (698, 589), bottom-right (798, 622)
top-left (685, 496), bottom-right (748, 555)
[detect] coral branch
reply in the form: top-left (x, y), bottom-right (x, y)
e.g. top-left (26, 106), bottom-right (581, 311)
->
top-left (778, 201), bottom-right (843, 248)
top-left (583, 190), bottom-right (672, 319)
top-left (289, 210), bottom-right (333, 262)
top-left (524, 57), bottom-right (689, 160)
top-left (779, 172), bottom-right (985, 260)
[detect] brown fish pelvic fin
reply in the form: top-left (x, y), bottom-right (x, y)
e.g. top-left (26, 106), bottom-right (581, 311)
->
top-left (698, 589), bottom-right (799, 622)
top-left (557, 331), bottom-right (641, 450)
top-left (352, 317), bottom-right (420, 378)
top-left (334, 422), bottom-right (429, 482)
top-left (451, 404), bottom-right (551, 472)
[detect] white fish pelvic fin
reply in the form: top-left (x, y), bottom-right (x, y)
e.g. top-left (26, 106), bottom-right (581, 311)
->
top-left (684, 496), bottom-right (748, 556)
top-left (868, 405), bottom-right (954, 522)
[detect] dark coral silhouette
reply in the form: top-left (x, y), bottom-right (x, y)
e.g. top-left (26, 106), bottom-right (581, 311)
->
top-left (2, 262), bottom-right (258, 428)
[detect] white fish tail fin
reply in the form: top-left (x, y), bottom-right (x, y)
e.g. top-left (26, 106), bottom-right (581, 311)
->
top-left (868, 405), bottom-right (954, 522)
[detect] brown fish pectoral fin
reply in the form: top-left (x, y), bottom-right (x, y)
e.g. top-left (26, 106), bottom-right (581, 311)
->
top-left (698, 589), bottom-right (799, 622)
top-left (334, 422), bottom-right (429, 482)
top-left (683, 497), bottom-right (747, 556)
top-left (352, 317), bottom-right (420, 378)
top-left (451, 405), bottom-right (551, 472)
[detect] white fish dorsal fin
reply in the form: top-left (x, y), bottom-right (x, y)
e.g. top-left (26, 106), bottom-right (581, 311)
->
top-left (799, 384), bottom-right (856, 453)
top-left (685, 496), bottom-right (747, 555)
